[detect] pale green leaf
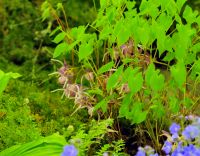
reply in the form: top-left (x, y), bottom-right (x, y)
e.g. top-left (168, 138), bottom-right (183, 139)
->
top-left (53, 32), bottom-right (66, 44)
top-left (170, 60), bottom-right (186, 89)
top-left (78, 42), bottom-right (93, 61)
top-left (106, 66), bottom-right (123, 91)
top-left (97, 61), bottom-right (114, 75)
top-left (53, 42), bottom-right (68, 58)
top-left (128, 71), bottom-right (143, 95)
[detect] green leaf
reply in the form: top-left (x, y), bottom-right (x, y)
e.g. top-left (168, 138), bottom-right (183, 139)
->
top-left (176, 0), bottom-right (186, 13)
top-left (97, 61), bottom-right (114, 75)
top-left (128, 71), bottom-right (143, 95)
top-left (0, 75), bottom-right (10, 96)
top-left (8, 72), bottom-right (21, 79)
top-left (53, 42), bottom-right (68, 58)
top-left (99, 25), bottom-right (112, 40)
top-left (171, 60), bottom-right (186, 89)
top-left (52, 32), bottom-right (66, 44)
top-left (0, 133), bottom-right (66, 156)
top-left (117, 27), bottom-right (131, 46)
top-left (169, 96), bottom-right (179, 113)
top-left (145, 63), bottom-right (165, 91)
top-left (156, 12), bottom-right (173, 32)
top-left (183, 6), bottom-right (199, 24)
top-left (119, 93), bottom-right (132, 118)
top-left (106, 66), bottom-right (124, 91)
top-left (149, 72), bottom-right (165, 91)
top-left (130, 102), bottom-right (148, 124)
top-left (78, 42), bottom-right (93, 61)
top-left (94, 99), bottom-right (108, 113)
top-left (145, 63), bottom-right (155, 86)
top-left (50, 26), bottom-right (62, 37)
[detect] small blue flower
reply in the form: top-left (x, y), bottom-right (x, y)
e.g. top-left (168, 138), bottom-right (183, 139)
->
top-left (182, 125), bottom-right (200, 140)
top-left (61, 145), bottom-right (78, 156)
top-left (136, 147), bottom-right (146, 156)
top-left (172, 133), bottom-right (179, 141)
top-left (162, 141), bottom-right (172, 154)
top-left (169, 123), bottom-right (181, 135)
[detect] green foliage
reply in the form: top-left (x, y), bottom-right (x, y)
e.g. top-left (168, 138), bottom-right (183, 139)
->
top-left (0, 95), bottom-right (40, 151)
top-left (49, 0), bottom-right (200, 153)
top-left (0, 70), bottom-right (21, 96)
top-left (0, 133), bottom-right (66, 156)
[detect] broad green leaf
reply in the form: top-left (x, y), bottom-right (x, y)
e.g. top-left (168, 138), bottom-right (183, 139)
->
top-left (149, 72), bottom-right (165, 91)
top-left (97, 61), bottom-right (114, 75)
top-left (113, 19), bottom-right (123, 36)
top-left (176, 0), bottom-right (186, 13)
top-left (139, 0), bottom-right (160, 19)
top-left (106, 66), bottom-right (124, 91)
top-left (145, 63), bottom-right (155, 86)
top-left (156, 12), bottom-right (173, 32)
top-left (99, 25), bottom-right (112, 40)
top-left (53, 42), bottom-right (67, 58)
top-left (70, 26), bottom-right (86, 40)
top-left (183, 6), bottom-right (199, 24)
top-left (128, 71), bottom-right (143, 95)
top-left (145, 63), bottom-right (165, 91)
top-left (0, 133), bottom-right (66, 156)
top-left (117, 27), bottom-right (131, 46)
top-left (0, 75), bottom-right (10, 96)
top-left (126, 1), bottom-right (136, 10)
top-left (52, 32), bottom-right (66, 44)
top-left (130, 102), bottom-right (148, 124)
top-left (78, 42), bottom-right (93, 61)
top-left (152, 100), bottom-right (165, 119)
top-left (118, 93), bottom-right (132, 118)
top-left (171, 60), bottom-right (186, 89)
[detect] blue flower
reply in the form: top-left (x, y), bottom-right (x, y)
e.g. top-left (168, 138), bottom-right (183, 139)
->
top-left (162, 141), bottom-right (172, 154)
top-left (61, 145), bottom-right (78, 156)
top-left (182, 125), bottom-right (200, 140)
top-left (136, 147), bottom-right (146, 156)
top-left (169, 123), bottom-right (181, 135)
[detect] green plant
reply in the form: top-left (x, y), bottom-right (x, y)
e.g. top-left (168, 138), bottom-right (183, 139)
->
top-left (0, 133), bottom-right (66, 156)
top-left (0, 94), bottom-right (40, 150)
top-left (46, 0), bottom-right (200, 154)
top-left (0, 70), bottom-right (21, 96)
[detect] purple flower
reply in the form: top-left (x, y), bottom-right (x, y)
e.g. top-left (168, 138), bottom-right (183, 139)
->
top-left (172, 133), bottom-right (179, 141)
top-left (182, 125), bottom-right (200, 140)
top-left (61, 145), bottom-right (78, 156)
top-left (162, 141), bottom-right (172, 154)
top-left (169, 123), bottom-right (181, 135)
top-left (136, 147), bottom-right (146, 156)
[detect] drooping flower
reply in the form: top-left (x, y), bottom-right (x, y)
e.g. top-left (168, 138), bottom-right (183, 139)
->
top-left (61, 145), bottom-right (78, 156)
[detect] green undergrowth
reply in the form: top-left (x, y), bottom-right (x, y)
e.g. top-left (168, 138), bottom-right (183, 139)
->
top-left (0, 77), bottom-right (87, 150)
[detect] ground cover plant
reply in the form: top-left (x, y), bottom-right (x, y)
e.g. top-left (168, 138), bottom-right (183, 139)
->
top-left (0, 0), bottom-right (200, 156)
